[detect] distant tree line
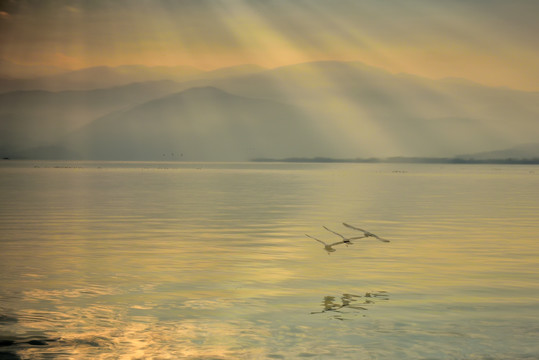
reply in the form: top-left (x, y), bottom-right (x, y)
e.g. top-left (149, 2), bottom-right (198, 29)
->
top-left (251, 157), bottom-right (539, 164)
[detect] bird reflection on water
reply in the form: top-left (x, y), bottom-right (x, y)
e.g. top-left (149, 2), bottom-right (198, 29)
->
top-left (311, 291), bottom-right (389, 321)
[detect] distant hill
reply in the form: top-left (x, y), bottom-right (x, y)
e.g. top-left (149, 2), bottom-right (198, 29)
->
top-left (3, 60), bottom-right (539, 161)
top-left (0, 65), bottom-right (201, 93)
top-left (41, 87), bottom-right (333, 161)
top-left (203, 61), bottom-right (539, 157)
top-left (0, 80), bottom-right (184, 156)
top-left (457, 143), bottom-right (539, 160)
top-left (0, 58), bottom-right (66, 79)
top-left (100, 61), bottom-right (539, 159)
top-left (0, 64), bottom-right (268, 94)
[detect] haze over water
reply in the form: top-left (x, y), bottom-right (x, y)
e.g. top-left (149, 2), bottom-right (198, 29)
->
top-left (1, 161), bottom-right (538, 359)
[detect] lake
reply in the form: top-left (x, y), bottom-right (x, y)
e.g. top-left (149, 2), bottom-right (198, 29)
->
top-left (1, 161), bottom-right (538, 359)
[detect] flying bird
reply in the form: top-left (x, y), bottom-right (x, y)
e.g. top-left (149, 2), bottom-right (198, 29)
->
top-left (305, 234), bottom-right (350, 254)
top-left (322, 226), bottom-right (365, 245)
top-left (342, 223), bottom-right (390, 242)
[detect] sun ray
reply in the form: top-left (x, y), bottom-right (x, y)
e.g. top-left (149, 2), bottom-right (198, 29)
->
top-left (0, 0), bottom-right (538, 160)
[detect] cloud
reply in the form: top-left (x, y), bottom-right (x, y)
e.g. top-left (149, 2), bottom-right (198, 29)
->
top-left (0, 0), bottom-right (537, 89)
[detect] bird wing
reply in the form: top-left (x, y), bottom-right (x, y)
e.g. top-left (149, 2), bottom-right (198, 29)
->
top-left (329, 240), bottom-right (348, 247)
top-left (342, 223), bottom-right (368, 234)
top-left (305, 234), bottom-right (327, 246)
top-left (343, 223), bottom-right (390, 242)
top-left (349, 235), bottom-right (367, 240)
top-left (372, 235), bottom-right (390, 242)
top-left (323, 226), bottom-right (345, 239)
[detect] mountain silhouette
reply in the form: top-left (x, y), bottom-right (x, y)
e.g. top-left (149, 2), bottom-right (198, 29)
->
top-left (457, 143), bottom-right (539, 160)
top-left (0, 80), bottom-right (183, 155)
top-left (55, 87), bottom-right (332, 161)
top-left (0, 65), bottom-right (202, 93)
top-left (3, 61), bottom-right (539, 160)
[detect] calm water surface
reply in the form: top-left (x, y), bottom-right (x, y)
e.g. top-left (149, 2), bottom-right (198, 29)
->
top-left (0, 161), bottom-right (538, 359)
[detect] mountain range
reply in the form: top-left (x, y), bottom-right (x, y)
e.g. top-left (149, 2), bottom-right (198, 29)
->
top-left (58, 86), bottom-right (331, 161)
top-left (0, 64), bottom-right (265, 94)
top-left (457, 143), bottom-right (539, 160)
top-left (1, 61), bottom-right (538, 161)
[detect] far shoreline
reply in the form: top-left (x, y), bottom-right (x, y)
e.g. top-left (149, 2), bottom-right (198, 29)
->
top-left (2, 157), bottom-right (539, 165)
top-left (250, 156), bottom-right (539, 165)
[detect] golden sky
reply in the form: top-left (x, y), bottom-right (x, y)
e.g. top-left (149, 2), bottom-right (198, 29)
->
top-left (0, 0), bottom-right (538, 91)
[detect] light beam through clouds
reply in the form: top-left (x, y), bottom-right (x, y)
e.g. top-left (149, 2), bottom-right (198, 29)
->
top-left (0, 0), bottom-right (538, 160)
top-left (1, 0), bottom-right (537, 90)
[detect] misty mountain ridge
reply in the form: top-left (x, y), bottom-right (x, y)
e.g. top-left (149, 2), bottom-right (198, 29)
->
top-left (203, 61), bottom-right (539, 157)
top-left (55, 86), bottom-right (333, 161)
top-left (0, 64), bottom-right (268, 94)
top-left (2, 60), bottom-right (539, 161)
top-left (0, 58), bottom-right (67, 79)
top-left (0, 80), bottom-right (185, 155)
top-left (0, 65), bottom-right (200, 93)
top-left (457, 143), bottom-right (539, 160)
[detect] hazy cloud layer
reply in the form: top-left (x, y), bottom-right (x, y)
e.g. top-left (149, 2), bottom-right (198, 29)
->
top-left (1, 0), bottom-right (538, 90)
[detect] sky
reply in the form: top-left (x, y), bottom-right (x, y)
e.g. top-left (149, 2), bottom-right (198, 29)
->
top-left (0, 0), bottom-right (538, 91)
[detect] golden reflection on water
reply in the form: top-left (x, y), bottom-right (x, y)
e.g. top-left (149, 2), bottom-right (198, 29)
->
top-left (1, 162), bottom-right (538, 358)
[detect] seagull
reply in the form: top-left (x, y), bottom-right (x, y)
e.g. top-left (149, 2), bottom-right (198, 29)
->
top-left (323, 226), bottom-right (365, 245)
top-left (342, 223), bottom-right (390, 242)
top-left (305, 234), bottom-right (349, 254)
